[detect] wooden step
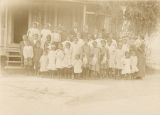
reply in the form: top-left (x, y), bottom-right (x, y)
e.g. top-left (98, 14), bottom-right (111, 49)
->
top-left (4, 66), bottom-right (24, 69)
top-left (7, 55), bottom-right (22, 58)
top-left (7, 61), bottom-right (22, 63)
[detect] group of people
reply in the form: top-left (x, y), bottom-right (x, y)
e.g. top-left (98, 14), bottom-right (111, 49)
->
top-left (20, 22), bottom-right (146, 80)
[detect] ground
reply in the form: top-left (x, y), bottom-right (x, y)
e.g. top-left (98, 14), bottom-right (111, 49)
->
top-left (0, 73), bottom-right (160, 115)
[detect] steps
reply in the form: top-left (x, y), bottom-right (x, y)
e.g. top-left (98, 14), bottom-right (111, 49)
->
top-left (4, 47), bottom-right (24, 69)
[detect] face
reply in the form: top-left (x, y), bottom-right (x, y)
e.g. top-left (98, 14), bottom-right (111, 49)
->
top-left (46, 35), bottom-right (51, 42)
top-left (58, 44), bottom-right (63, 50)
top-left (65, 43), bottom-right (70, 49)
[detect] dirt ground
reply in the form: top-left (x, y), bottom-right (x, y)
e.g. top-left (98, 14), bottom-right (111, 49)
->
top-left (0, 73), bottom-right (160, 115)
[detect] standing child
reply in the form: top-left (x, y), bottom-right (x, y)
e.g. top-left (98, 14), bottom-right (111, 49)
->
top-left (115, 42), bottom-right (124, 79)
top-left (73, 54), bottom-right (83, 79)
top-left (47, 43), bottom-right (57, 78)
top-left (100, 40), bottom-right (109, 79)
top-left (81, 38), bottom-right (91, 79)
top-left (122, 52), bottom-right (131, 79)
top-left (130, 50), bottom-right (139, 79)
top-left (40, 50), bottom-right (48, 76)
top-left (56, 43), bottom-right (65, 79)
top-left (107, 38), bottom-right (116, 78)
top-left (33, 41), bottom-right (43, 76)
top-left (90, 41), bottom-right (101, 79)
top-left (63, 42), bottom-right (72, 79)
top-left (23, 40), bottom-right (34, 75)
top-left (44, 35), bottom-right (52, 51)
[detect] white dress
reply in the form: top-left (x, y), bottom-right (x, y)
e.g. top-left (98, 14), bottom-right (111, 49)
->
top-left (63, 48), bottom-right (72, 68)
top-left (41, 29), bottom-right (52, 49)
top-left (73, 59), bottom-right (83, 73)
top-left (96, 38), bottom-right (103, 48)
top-left (27, 28), bottom-right (40, 41)
top-left (130, 56), bottom-right (139, 73)
top-left (52, 32), bottom-right (61, 43)
top-left (122, 57), bottom-right (131, 74)
top-left (71, 42), bottom-right (82, 62)
top-left (108, 45), bottom-right (116, 68)
top-left (122, 43), bottom-right (130, 55)
top-left (115, 48), bottom-right (124, 69)
top-left (40, 55), bottom-right (48, 72)
top-left (47, 50), bottom-right (56, 70)
top-left (56, 49), bottom-right (64, 69)
top-left (23, 46), bottom-right (33, 59)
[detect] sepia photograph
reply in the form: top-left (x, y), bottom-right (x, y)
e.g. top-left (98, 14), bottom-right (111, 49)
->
top-left (0, 0), bottom-right (160, 115)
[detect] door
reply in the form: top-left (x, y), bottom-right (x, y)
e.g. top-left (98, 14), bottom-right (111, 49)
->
top-left (13, 8), bottom-right (28, 43)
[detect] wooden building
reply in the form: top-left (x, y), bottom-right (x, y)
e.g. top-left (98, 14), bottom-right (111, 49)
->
top-left (0, 0), bottom-right (123, 56)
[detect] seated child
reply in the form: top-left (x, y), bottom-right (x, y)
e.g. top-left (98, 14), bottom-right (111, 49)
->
top-left (33, 41), bottom-right (43, 75)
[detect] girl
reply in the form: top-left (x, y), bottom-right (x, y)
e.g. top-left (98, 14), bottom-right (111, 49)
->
top-left (40, 50), bottom-right (48, 76)
top-left (41, 23), bottom-right (52, 49)
top-left (27, 22), bottom-right (40, 42)
top-left (63, 42), bottom-right (73, 79)
top-left (44, 35), bottom-right (52, 51)
top-left (100, 40), bottom-right (109, 79)
top-left (130, 50), bottom-right (139, 79)
top-left (47, 43), bottom-right (57, 78)
top-left (52, 28), bottom-right (61, 48)
top-left (122, 52), bottom-right (131, 79)
top-left (33, 41), bottom-right (43, 76)
top-left (73, 54), bottom-right (83, 79)
top-left (23, 40), bottom-right (34, 75)
top-left (90, 41), bottom-right (101, 79)
top-left (115, 42), bottom-right (124, 79)
top-left (81, 38), bottom-right (91, 79)
top-left (56, 43), bottom-right (65, 79)
top-left (107, 38), bottom-right (116, 78)
top-left (122, 37), bottom-right (130, 55)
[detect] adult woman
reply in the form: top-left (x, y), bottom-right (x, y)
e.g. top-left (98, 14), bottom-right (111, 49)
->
top-left (135, 36), bottom-right (146, 79)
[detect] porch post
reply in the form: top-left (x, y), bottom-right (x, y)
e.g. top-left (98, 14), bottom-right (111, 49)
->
top-left (54, 5), bottom-right (57, 26)
top-left (83, 4), bottom-right (86, 28)
top-left (28, 8), bottom-right (32, 28)
top-left (4, 7), bottom-right (8, 48)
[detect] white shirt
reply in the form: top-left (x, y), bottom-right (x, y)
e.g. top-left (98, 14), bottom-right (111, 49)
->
top-left (23, 46), bottom-right (33, 58)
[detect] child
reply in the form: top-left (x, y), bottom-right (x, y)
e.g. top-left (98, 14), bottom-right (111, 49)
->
top-left (63, 42), bottom-right (73, 79)
top-left (107, 39), bottom-right (116, 78)
top-left (115, 42), bottom-right (124, 79)
top-left (23, 40), bottom-right (34, 75)
top-left (52, 28), bottom-right (61, 48)
top-left (90, 41), bottom-right (101, 79)
top-left (130, 50), bottom-right (139, 79)
top-left (20, 34), bottom-right (28, 66)
top-left (122, 37), bottom-right (130, 55)
top-left (33, 41), bottom-right (43, 75)
top-left (47, 43), bottom-right (57, 78)
top-left (122, 52), bottom-right (131, 79)
top-left (100, 40), bottom-right (109, 79)
top-left (44, 35), bottom-right (52, 51)
top-left (40, 50), bottom-right (48, 76)
top-left (73, 54), bottom-right (83, 79)
top-left (56, 43), bottom-right (65, 79)
top-left (81, 38), bottom-right (91, 79)
top-left (41, 24), bottom-right (52, 49)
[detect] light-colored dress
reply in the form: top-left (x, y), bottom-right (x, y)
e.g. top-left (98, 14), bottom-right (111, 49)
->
top-left (56, 49), bottom-right (64, 69)
top-left (130, 56), bottom-right (139, 73)
top-left (115, 48), bottom-right (124, 69)
top-left (63, 48), bottom-right (72, 68)
top-left (52, 32), bottom-right (61, 43)
top-left (122, 57), bottom-right (131, 74)
top-left (40, 55), bottom-right (48, 72)
top-left (23, 45), bottom-right (34, 66)
top-left (122, 43), bottom-right (130, 55)
top-left (41, 29), bottom-right (52, 49)
top-left (73, 59), bottom-right (83, 73)
top-left (108, 45), bottom-right (116, 68)
top-left (27, 28), bottom-right (40, 41)
top-left (47, 50), bottom-right (56, 70)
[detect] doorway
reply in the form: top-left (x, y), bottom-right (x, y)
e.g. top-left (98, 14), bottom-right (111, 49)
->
top-left (13, 8), bottom-right (28, 43)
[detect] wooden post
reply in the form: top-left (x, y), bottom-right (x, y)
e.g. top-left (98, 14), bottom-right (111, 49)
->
top-left (54, 5), bottom-right (57, 26)
top-left (4, 7), bottom-right (8, 48)
top-left (83, 4), bottom-right (86, 29)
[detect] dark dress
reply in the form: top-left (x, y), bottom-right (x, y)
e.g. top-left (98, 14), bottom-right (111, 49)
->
top-left (136, 42), bottom-right (146, 78)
